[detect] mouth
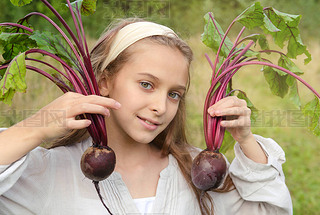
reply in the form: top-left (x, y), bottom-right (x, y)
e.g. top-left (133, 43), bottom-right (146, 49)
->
top-left (137, 116), bottom-right (161, 126)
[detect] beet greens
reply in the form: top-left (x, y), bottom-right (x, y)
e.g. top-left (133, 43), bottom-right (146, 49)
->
top-left (191, 2), bottom-right (320, 194)
top-left (0, 0), bottom-right (114, 213)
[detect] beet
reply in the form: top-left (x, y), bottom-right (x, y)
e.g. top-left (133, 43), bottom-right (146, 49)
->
top-left (191, 150), bottom-right (227, 191)
top-left (80, 146), bottom-right (116, 182)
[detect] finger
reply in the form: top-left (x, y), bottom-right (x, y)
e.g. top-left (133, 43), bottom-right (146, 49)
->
top-left (211, 107), bottom-right (251, 117)
top-left (216, 96), bottom-right (246, 109)
top-left (67, 103), bottom-right (111, 117)
top-left (208, 96), bottom-right (246, 114)
top-left (66, 119), bottom-right (92, 130)
top-left (220, 117), bottom-right (251, 128)
top-left (71, 95), bottom-right (121, 110)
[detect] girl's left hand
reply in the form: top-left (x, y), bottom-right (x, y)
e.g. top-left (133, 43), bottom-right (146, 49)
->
top-left (207, 96), bottom-right (253, 144)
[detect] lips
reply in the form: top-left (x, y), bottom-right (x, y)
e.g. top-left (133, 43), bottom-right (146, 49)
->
top-left (144, 119), bottom-right (156, 125)
top-left (137, 116), bottom-right (161, 126)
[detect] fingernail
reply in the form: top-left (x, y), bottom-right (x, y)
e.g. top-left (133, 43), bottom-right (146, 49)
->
top-left (105, 108), bottom-right (110, 116)
top-left (208, 109), bottom-right (215, 116)
top-left (114, 102), bottom-right (121, 109)
top-left (86, 120), bottom-right (92, 126)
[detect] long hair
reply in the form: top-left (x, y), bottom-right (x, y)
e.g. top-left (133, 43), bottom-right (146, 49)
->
top-left (48, 18), bottom-right (234, 215)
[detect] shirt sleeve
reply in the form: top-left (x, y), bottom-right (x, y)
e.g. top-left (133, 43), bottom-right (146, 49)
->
top-left (228, 134), bottom-right (293, 214)
top-left (0, 127), bottom-right (28, 195)
top-left (0, 132), bottom-right (54, 214)
top-left (0, 155), bottom-right (29, 195)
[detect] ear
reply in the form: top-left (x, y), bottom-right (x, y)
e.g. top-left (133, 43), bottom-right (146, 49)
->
top-left (98, 75), bottom-right (111, 97)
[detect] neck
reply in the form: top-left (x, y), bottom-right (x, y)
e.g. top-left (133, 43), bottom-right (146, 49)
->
top-left (108, 132), bottom-right (169, 199)
top-left (106, 130), bottom-right (162, 170)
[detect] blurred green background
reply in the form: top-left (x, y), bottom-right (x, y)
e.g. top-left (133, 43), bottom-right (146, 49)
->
top-left (0, 0), bottom-right (319, 214)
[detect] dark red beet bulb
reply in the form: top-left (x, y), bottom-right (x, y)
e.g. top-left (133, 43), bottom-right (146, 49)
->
top-left (80, 146), bottom-right (116, 181)
top-left (191, 150), bottom-right (227, 191)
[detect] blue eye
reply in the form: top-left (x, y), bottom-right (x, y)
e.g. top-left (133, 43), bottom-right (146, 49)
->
top-left (168, 92), bottom-right (181, 100)
top-left (140, 82), bottom-right (152, 89)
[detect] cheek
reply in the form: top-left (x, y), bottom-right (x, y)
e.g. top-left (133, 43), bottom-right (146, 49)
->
top-left (111, 82), bottom-right (140, 105)
top-left (166, 103), bottom-right (180, 124)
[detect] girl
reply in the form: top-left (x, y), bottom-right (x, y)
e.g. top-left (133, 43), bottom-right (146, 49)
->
top-left (0, 19), bottom-right (292, 215)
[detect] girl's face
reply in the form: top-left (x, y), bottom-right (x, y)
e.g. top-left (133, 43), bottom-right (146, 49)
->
top-left (103, 41), bottom-right (189, 145)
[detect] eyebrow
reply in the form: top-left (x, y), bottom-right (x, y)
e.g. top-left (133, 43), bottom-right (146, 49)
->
top-left (137, 72), bottom-right (159, 82)
top-left (137, 72), bottom-right (186, 91)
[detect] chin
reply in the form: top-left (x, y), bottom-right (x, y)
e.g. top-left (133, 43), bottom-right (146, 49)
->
top-left (134, 136), bottom-right (156, 145)
top-left (129, 131), bottom-right (160, 145)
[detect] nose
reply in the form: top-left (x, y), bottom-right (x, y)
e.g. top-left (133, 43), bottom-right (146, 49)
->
top-left (150, 92), bottom-right (167, 116)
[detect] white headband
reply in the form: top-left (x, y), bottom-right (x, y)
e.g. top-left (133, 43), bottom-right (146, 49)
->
top-left (102, 21), bottom-right (177, 69)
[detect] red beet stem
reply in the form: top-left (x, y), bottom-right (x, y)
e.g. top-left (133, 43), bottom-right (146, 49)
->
top-left (93, 181), bottom-right (113, 215)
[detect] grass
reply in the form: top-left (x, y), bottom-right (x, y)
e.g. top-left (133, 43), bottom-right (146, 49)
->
top-left (1, 35), bottom-right (320, 214)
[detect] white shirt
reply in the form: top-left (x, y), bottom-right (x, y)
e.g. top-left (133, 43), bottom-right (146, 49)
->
top-left (133, 196), bottom-right (155, 214)
top-left (0, 128), bottom-right (292, 215)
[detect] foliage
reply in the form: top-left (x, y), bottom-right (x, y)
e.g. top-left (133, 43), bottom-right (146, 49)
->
top-left (0, 0), bottom-right (111, 148)
top-left (1, 0), bottom-right (319, 39)
top-left (0, 53), bottom-right (26, 104)
top-left (186, 34), bottom-right (320, 214)
top-left (201, 2), bottom-right (319, 152)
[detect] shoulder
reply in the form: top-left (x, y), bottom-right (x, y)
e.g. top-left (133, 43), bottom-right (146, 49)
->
top-left (45, 136), bottom-right (93, 162)
top-left (0, 128), bottom-right (7, 133)
top-left (25, 136), bottom-right (92, 167)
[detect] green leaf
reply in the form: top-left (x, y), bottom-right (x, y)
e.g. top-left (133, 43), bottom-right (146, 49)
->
top-left (201, 13), bottom-right (234, 58)
top-left (273, 56), bottom-right (302, 107)
top-left (244, 49), bottom-right (260, 58)
top-left (242, 34), bottom-right (269, 52)
top-left (302, 97), bottom-right (320, 136)
top-left (262, 61), bottom-right (302, 107)
top-left (286, 75), bottom-right (301, 108)
top-left (0, 32), bottom-right (37, 61)
top-left (29, 30), bottom-right (76, 68)
top-left (257, 34), bottom-right (269, 50)
top-left (0, 52), bottom-right (27, 105)
top-left (0, 44), bottom-right (4, 57)
top-left (236, 3), bottom-right (280, 33)
top-left (0, 67), bottom-right (5, 79)
top-left (278, 55), bottom-right (303, 75)
top-left (237, 41), bottom-right (260, 58)
top-left (220, 130), bottom-right (235, 153)
top-left (262, 66), bottom-right (289, 98)
top-left (0, 17), bottom-right (35, 61)
top-left (81, 0), bottom-right (97, 15)
top-left (29, 31), bottom-right (59, 54)
top-left (69, 0), bottom-right (97, 16)
top-left (10, 0), bottom-right (32, 7)
top-left (264, 8), bottom-right (311, 63)
top-left (17, 16), bottom-right (33, 31)
top-left (236, 2), bottom-right (264, 30)
top-left (266, 9), bottom-right (301, 48)
top-left (0, 17), bottom-right (33, 35)
top-left (262, 14), bottom-right (280, 33)
top-left (287, 33), bottom-right (312, 64)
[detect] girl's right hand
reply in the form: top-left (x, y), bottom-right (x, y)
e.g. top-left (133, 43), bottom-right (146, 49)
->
top-left (0, 92), bottom-right (121, 165)
top-left (29, 92), bottom-right (121, 143)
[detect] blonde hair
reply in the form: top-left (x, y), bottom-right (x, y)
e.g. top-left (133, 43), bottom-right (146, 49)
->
top-left (48, 18), bottom-right (233, 215)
